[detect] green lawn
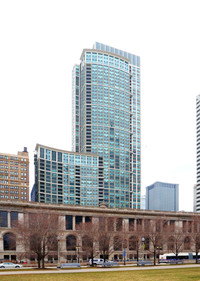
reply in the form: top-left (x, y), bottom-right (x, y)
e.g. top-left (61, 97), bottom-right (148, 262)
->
top-left (1, 268), bottom-right (200, 281)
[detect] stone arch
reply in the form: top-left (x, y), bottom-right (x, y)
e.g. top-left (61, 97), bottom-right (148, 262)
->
top-left (113, 235), bottom-right (122, 251)
top-left (129, 236), bottom-right (137, 250)
top-left (3, 232), bottom-right (16, 251)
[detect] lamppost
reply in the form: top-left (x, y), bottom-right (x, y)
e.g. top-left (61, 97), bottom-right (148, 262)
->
top-left (76, 244), bottom-right (81, 263)
top-left (141, 238), bottom-right (145, 261)
top-left (57, 236), bottom-right (60, 268)
top-left (156, 246), bottom-right (162, 264)
top-left (123, 248), bottom-right (126, 265)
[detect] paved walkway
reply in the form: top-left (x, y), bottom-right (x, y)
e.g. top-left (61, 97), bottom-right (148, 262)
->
top-left (0, 264), bottom-right (200, 276)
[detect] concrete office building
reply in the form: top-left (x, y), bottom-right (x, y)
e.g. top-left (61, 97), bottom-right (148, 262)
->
top-left (72, 42), bottom-right (141, 209)
top-left (146, 181), bottom-right (179, 212)
top-left (195, 95), bottom-right (200, 212)
top-left (0, 148), bottom-right (29, 201)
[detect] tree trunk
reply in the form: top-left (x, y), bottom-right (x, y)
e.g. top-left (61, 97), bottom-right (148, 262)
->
top-left (196, 250), bottom-right (198, 264)
top-left (136, 249), bottom-right (139, 262)
top-left (176, 252), bottom-right (178, 260)
top-left (103, 251), bottom-right (106, 262)
top-left (37, 257), bottom-right (41, 269)
top-left (154, 250), bottom-right (156, 266)
top-left (42, 243), bottom-right (45, 269)
top-left (91, 253), bottom-right (94, 267)
top-left (42, 257), bottom-right (45, 269)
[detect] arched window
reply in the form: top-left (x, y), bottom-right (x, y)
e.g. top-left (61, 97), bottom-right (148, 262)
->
top-left (129, 236), bottom-right (137, 250)
top-left (184, 236), bottom-right (191, 250)
top-left (3, 233), bottom-right (16, 251)
top-left (114, 236), bottom-right (122, 251)
top-left (168, 236), bottom-right (174, 251)
top-left (66, 235), bottom-right (76, 251)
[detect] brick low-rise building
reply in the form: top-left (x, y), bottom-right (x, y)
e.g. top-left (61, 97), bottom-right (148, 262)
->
top-left (0, 148), bottom-right (29, 202)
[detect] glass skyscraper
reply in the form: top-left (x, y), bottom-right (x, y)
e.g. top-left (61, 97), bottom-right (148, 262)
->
top-left (195, 95), bottom-right (200, 211)
top-left (72, 42), bottom-right (141, 209)
top-left (146, 181), bottom-right (179, 212)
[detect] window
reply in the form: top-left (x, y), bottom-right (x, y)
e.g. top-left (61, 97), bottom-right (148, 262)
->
top-left (58, 152), bottom-right (62, 163)
top-left (3, 233), bottom-right (16, 250)
top-left (52, 151), bottom-right (56, 161)
top-left (66, 215), bottom-right (73, 230)
top-left (0, 211), bottom-right (8, 227)
top-left (40, 148), bottom-right (44, 159)
top-left (11, 212), bottom-right (18, 227)
top-left (66, 235), bottom-right (76, 251)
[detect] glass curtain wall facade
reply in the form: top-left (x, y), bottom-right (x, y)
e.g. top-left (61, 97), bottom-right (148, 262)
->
top-left (146, 181), bottom-right (179, 212)
top-left (72, 42), bottom-right (141, 209)
top-left (72, 65), bottom-right (80, 153)
top-left (196, 95), bottom-right (200, 211)
top-left (34, 144), bottom-right (99, 206)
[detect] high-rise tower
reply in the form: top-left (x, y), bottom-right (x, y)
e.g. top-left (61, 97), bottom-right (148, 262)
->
top-left (195, 95), bottom-right (200, 211)
top-left (72, 43), bottom-right (141, 209)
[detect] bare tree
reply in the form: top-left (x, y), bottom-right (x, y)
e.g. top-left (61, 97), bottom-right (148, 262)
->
top-left (78, 216), bottom-right (126, 265)
top-left (79, 220), bottom-right (98, 266)
top-left (14, 211), bottom-right (59, 268)
top-left (128, 220), bottom-right (145, 263)
top-left (190, 216), bottom-right (200, 263)
top-left (145, 218), bottom-right (164, 265)
top-left (166, 223), bottom-right (184, 260)
top-left (98, 217), bottom-right (113, 262)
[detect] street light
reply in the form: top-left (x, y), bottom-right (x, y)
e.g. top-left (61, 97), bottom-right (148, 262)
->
top-left (57, 236), bottom-right (60, 268)
top-left (141, 238), bottom-right (145, 261)
top-left (76, 244), bottom-right (81, 263)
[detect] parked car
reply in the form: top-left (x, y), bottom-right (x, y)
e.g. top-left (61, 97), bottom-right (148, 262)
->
top-left (88, 259), bottom-right (104, 266)
top-left (0, 262), bottom-right (22, 269)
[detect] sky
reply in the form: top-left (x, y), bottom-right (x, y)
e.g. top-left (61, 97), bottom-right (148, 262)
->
top-left (0, 0), bottom-right (199, 211)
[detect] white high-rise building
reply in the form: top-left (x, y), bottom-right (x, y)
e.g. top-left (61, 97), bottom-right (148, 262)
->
top-left (195, 95), bottom-right (200, 211)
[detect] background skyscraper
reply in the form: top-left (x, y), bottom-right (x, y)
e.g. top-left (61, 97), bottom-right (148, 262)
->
top-left (72, 42), bottom-right (141, 209)
top-left (0, 148), bottom-right (29, 201)
top-left (146, 181), bottom-right (179, 212)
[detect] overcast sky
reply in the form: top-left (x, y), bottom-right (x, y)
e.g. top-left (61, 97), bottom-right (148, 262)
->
top-left (0, 0), bottom-right (199, 211)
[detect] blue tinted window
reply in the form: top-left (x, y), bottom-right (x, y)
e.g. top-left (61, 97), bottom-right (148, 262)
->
top-left (40, 148), bottom-right (44, 159)
top-left (104, 54), bottom-right (108, 64)
top-left (52, 151), bottom-right (56, 161)
top-left (58, 152), bottom-right (62, 162)
top-left (69, 155), bottom-right (74, 164)
top-left (63, 154), bottom-right (68, 163)
top-left (86, 52), bottom-right (91, 63)
top-left (92, 53), bottom-right (97, 62)
top-left (46, 149), bottom-right (50, 160)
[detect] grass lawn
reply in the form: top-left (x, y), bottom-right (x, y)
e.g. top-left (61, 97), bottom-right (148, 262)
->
top-left (1, 268), bottom-right (200, 281)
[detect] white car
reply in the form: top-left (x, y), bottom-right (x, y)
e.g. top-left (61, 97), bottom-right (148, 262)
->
top-left (88, 259), bottom-right (104, 266)
top-left (0, 262), bottom-right (22, 269)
